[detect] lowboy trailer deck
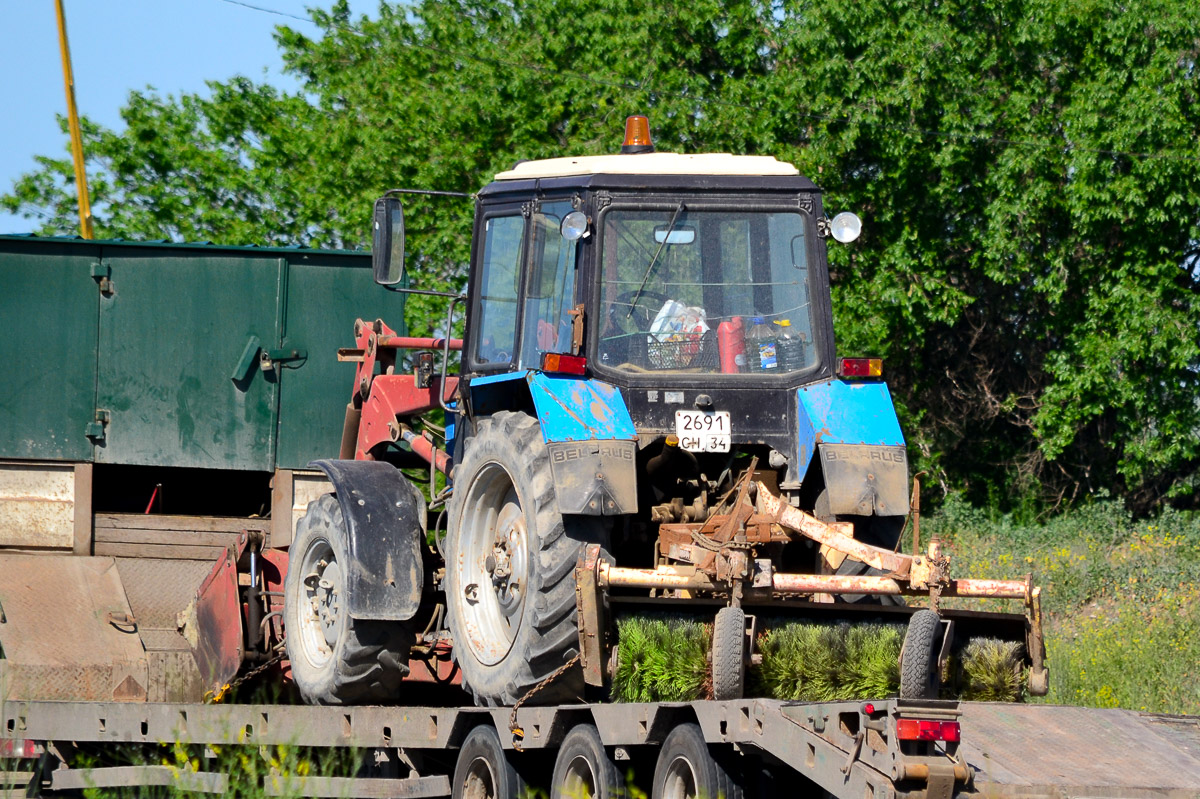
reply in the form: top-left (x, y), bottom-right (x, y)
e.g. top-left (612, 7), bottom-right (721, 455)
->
top-left (3, 697), bottom-right (1199, 798)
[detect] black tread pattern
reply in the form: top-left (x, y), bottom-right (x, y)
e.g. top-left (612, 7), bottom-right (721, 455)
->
top-left (652, 723), bottom-right (743, 799)
top-left (551, 724), bottom-right (625, 799)
top-left (284, 494), bottom-right (412, 705)
top-left (900, 609), bottom-right (941, 699)
top-left (711, 607), bottom-right (745, 701)
top-left (816, 490), bottom-right (905, 605)
top-left (452, 725), bottom-right (526, 799)
top-left (446, 411), bottom-right (586, 707)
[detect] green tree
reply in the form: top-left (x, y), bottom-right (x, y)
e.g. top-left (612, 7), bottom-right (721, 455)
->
top-left (5, 0), bottom-right (1198, 512)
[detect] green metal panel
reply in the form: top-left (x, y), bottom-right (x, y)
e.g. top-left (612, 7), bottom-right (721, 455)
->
top-left (94, 247), bottom-right (283, 470)
top-left (274, 253), bottom-right (405, 470)
top-left (0, 239), bottom-right (99, 461)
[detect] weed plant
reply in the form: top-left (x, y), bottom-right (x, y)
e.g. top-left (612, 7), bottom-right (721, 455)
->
top-left (928, 493), bottom-right (1200, 713)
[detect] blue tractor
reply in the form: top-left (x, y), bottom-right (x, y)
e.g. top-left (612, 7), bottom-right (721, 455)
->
top-left (282, 117), bottom-right (1047, 708)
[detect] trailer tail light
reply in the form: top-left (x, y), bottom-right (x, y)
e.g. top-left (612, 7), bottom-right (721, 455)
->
top-left (541, 352), bottom-right (588, 376)
top-left (0, 738), bottom-right (38, 758)
top-left (896, 719), bottom-right (960, 742)
top-left (838, 357), bottom-right (883, 378)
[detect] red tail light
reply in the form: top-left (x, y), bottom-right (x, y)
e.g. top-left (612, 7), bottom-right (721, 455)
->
top-left (838, 357), bottom-right (883, 378)
top-left (896, 719), bottom-right (960, 742)
top-left (0, 738), bottom-right (38, 758)
top-left (541, 352), bottom-right (587, 376)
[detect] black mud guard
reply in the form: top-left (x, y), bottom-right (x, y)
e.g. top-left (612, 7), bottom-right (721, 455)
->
top-left (817, 443), bottom-right (910, 516)
top-left (309, 459), bottom-right (426, 621)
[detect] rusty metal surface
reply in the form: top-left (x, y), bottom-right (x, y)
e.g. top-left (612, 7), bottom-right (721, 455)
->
top-left (0, 462), bottom-right (76, 549)
top-left (575, 544), bottom-right (607, 687)
top-left (185, 546), bottom-right (243, 694)
top-left (0, 554), bottom-right (147, 701)
top-left (959, 703), bottom-right (1200, 795)
top-left (757, 486), bottom-right (912, 575)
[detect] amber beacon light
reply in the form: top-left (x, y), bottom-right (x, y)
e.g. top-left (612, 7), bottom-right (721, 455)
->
top-left (621, 115), bottom-right (655, 154)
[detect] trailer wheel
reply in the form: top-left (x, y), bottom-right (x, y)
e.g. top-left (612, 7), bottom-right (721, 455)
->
top-left (900, 609), bottom-right (942, 699)
top-left (815, 491), bottom-right (905, 605)
top-left (446, 411), bottom-right (592, 706)
top-left (551, 723), bottom-right (625, 799)
top-left (711, 607), bottom-right (746, 701)
top-left (652, 723), bottom-right (743, 799)
top-left (284, 494), bottom-right (412, 705)
top-left (453, 725), bottom-right (526, 799)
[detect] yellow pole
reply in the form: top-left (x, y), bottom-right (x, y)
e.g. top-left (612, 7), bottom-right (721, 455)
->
top-left (54, 0), bottom-right (94, 239)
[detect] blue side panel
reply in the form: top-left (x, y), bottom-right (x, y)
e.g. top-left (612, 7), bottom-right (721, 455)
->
top-left (526, 373), bottom-right (638, 443)
top-left (796, 380), bottom-right (905, 475)
top-left (470, 372), bottom-right (530, 388)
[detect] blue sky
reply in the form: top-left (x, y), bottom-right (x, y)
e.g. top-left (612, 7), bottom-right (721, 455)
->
top-left (0, 0), bottom-right (375, 234)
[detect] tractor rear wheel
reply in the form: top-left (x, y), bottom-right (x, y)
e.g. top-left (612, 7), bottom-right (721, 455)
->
top-left (446, 411), bottom-right (592, 707)
top-left (284, 494), bottom-right (413, 705)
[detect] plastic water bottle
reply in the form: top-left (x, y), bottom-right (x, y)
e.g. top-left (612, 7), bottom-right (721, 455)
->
top-left (745, 317), bottom-right (778, 370)
top-left (717, 316), bottom-right (746, 373)
top-left (774, 319), bottom-right (806, 371)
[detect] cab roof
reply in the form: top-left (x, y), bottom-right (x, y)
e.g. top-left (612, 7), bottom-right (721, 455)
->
top-left (493, 152), bottom-right (800, 181)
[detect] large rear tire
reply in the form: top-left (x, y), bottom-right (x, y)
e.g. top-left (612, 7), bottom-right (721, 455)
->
top-left (284, 494), bottom-right (413, 705)
top-left (446, 411), bottom-right (588, 707)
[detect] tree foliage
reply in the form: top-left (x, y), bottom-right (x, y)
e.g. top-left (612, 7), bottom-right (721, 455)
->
top-left (5, 0), bottom-right (1198, 513)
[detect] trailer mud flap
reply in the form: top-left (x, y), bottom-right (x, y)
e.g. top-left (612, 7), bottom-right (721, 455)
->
top-left (309, 459), bottom-right (425, 621)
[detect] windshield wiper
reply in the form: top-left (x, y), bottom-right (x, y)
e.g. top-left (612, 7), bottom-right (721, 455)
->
top-left (627, 202), bottom-right (685, 318)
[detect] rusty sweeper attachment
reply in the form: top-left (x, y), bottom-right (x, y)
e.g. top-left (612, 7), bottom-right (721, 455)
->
top-left (574, 465), bottom-right (1049, 699)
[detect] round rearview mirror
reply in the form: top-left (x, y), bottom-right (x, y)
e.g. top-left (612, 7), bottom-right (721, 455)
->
top-left (830, 212), bottom-right (862, 244)
top-left (561, 210), bottom-right (589, 241)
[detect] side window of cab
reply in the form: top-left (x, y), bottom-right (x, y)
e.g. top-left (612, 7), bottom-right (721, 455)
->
top-left (473, 213), bottom-right (525, 367)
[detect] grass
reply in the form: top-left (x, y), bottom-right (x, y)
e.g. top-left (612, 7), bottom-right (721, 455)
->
top-left (927, 494), bottom-right (1200, 714)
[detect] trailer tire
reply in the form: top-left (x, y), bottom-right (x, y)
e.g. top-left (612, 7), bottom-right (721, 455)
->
top-left (284, 494), bottom-right (412, 705)
top-left (900, 609), bottom-right (942, 699)
top-left (551, 723), bottom-right (625, 799)
top-left (452, 725), bottom-right (527, 799)
top-left (652, 723), bottom-right (743, 799)
top-left (446, 411), bottom-right (595, 707)
top-left (815, 490), bottom-right (905, 605)
top-left (711, 607), bottom-right (746, 701)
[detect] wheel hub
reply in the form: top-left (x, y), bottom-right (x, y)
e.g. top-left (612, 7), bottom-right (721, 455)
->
top-left (455, 464), bottom-right (531, 666)
top-left (297, 541), bottom-right (344, 669)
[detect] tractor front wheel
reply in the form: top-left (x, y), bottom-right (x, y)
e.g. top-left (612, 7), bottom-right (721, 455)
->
top-left (283, 494), bottom-right (413, 705)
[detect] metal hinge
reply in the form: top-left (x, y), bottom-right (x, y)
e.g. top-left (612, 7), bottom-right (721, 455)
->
top-left (85, 409), bottom-right (110, 441)
top-left (90, 262), bottom-right (113, 295)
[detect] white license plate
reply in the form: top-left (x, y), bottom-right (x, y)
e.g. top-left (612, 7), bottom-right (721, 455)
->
top-left (674, 410), bottom-right (731, 453)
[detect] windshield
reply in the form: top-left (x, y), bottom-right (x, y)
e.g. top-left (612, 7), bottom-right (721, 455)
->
top-left (596, 206), bottom-right (818, 375)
